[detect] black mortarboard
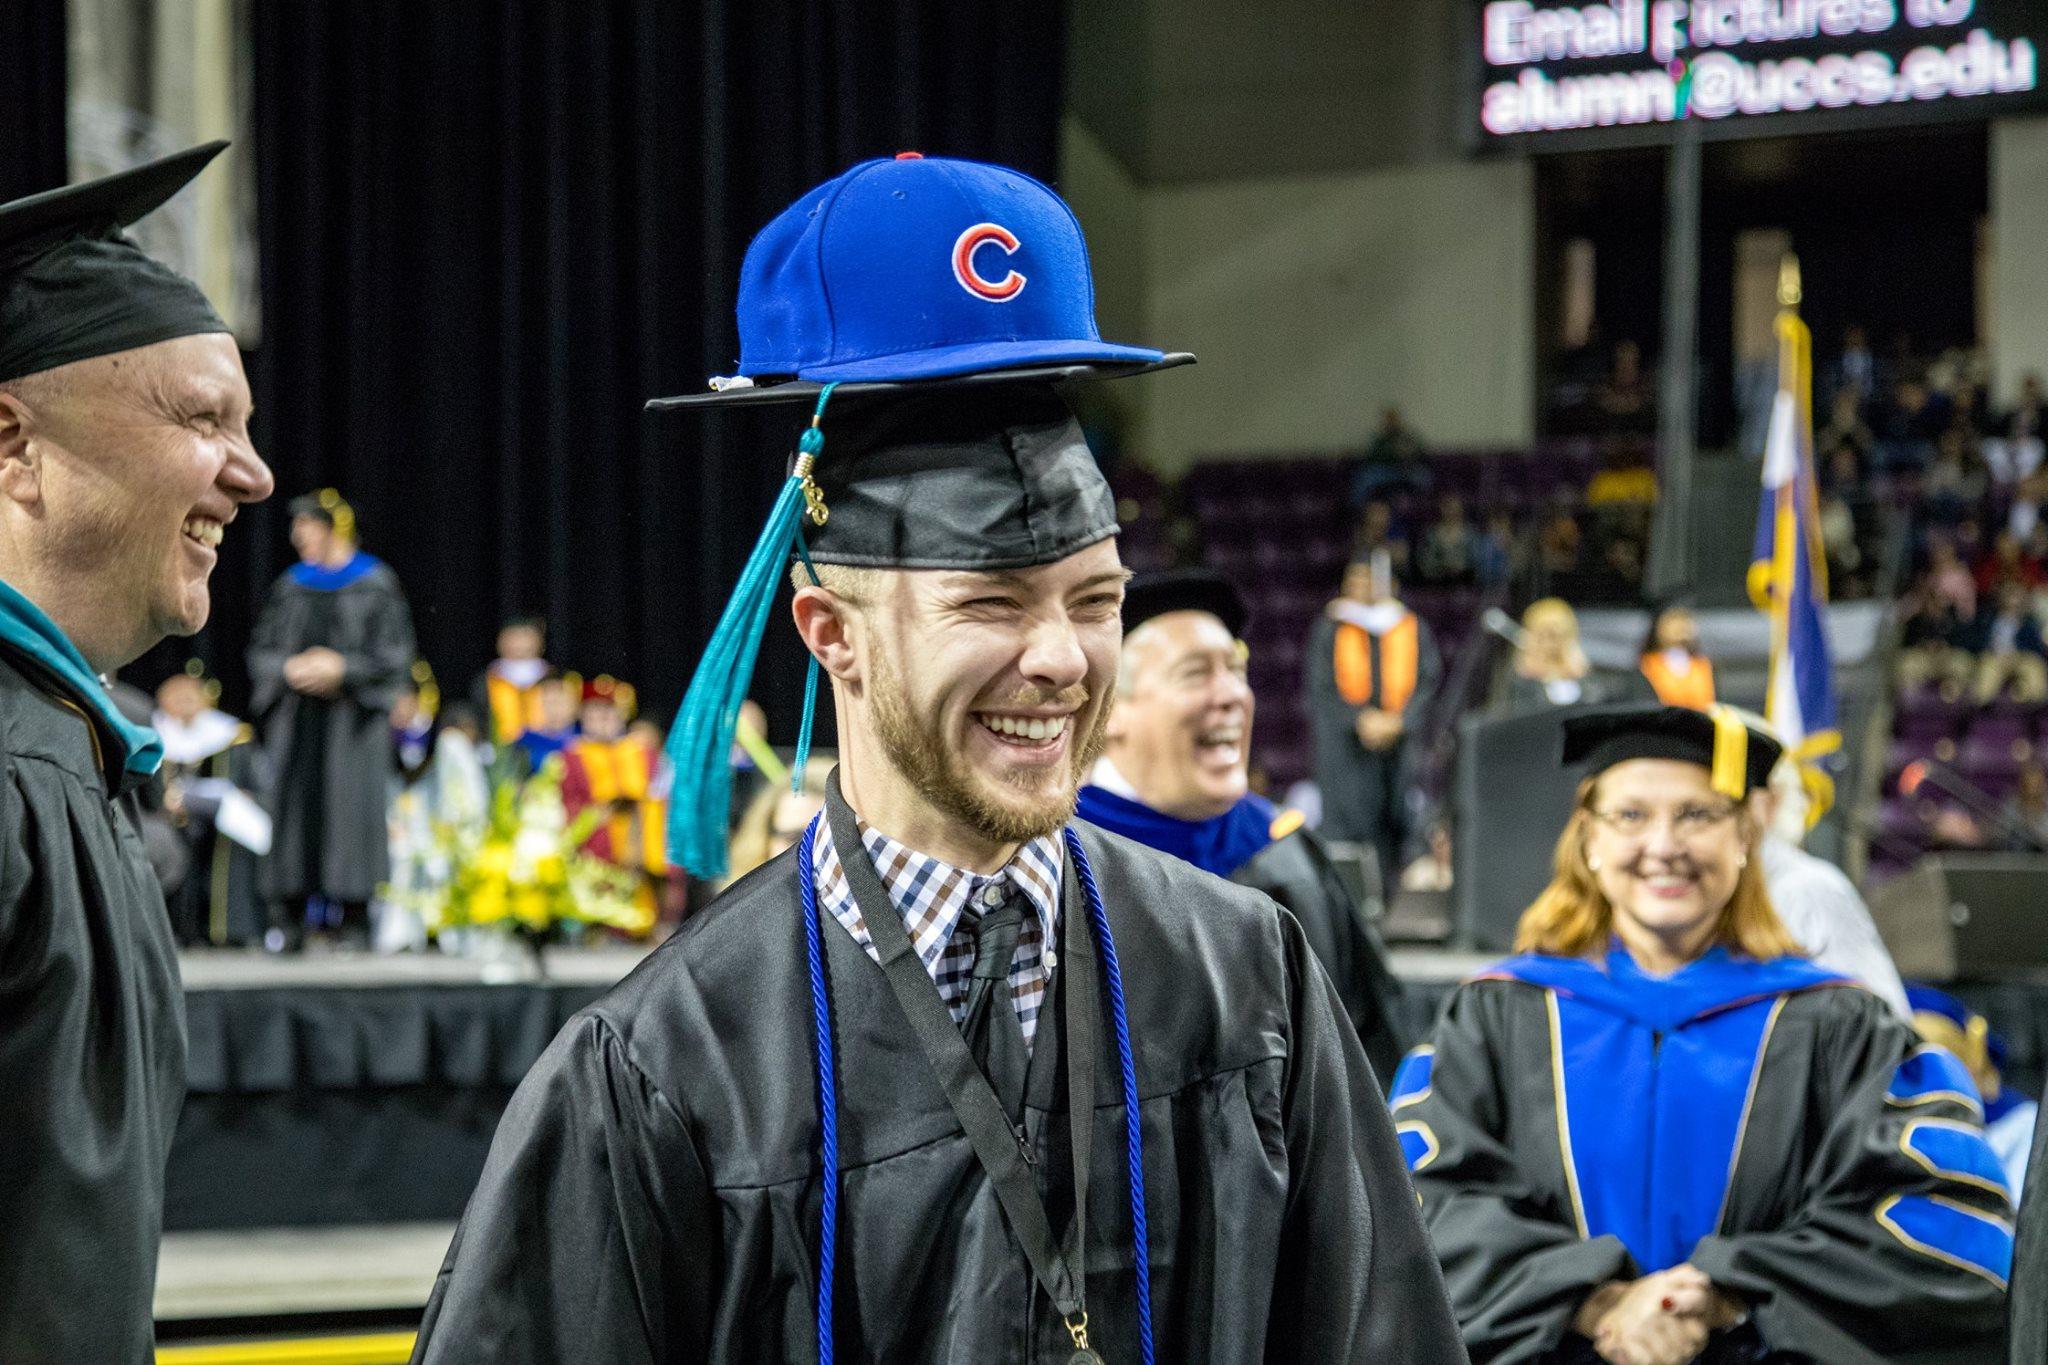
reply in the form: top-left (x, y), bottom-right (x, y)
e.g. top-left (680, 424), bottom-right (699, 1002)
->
top-left (0, 142), bottom-right (231, 383)
top-left (287, 488), bottom-right (356, 540)
top-left (1561, 703), bottom-right (1782, 801)
top-left (1120, 567), bottom-right (1248, 639)
top-left (800, 384), bottom-right (1114, 570)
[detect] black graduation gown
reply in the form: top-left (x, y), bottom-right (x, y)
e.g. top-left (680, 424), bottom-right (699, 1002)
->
top-left (2015, 1112), bottom-right (2048, 1361)
top-left (1231, 823), bottom-right (1407, 1081)
top-left (412, 823), bottom-right (1466, 1363)
top-left (248, 559), bottom-right (416, 902)
top-left (1399, 966), bottom-right (2010, 1364)
top-left (0, 649), bottom-right (185, 1365)
top-left (1304, 611), bottom-right (1441, 883)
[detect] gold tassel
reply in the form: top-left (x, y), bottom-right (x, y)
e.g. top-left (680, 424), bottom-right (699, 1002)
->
top-left (1708, 704), bottom-right (1749, 801)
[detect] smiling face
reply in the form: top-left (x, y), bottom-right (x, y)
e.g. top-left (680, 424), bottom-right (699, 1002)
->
top-left (1106, 610), bottom-right (1253, 820)
top-left (1583, 758), bottom-right (1749, 963)
top-left (0, 334), bottom-right (273, 667)
top-left (829, 538), bottom-right (1126, 854)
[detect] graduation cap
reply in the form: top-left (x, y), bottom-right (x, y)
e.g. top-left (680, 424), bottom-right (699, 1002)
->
top-left (1120, 567), bottom-right (1248, 639)
top-left (1561, 703), bottom-right (1782, 802)
top-left (0, 142), bottom-right (230, 384)
top-left (287, 488), bottom-right (356, 541)
top-left (652, 154), bottom-right (1189, 879)
top-left (646, 153), bottom-right (1190, 410)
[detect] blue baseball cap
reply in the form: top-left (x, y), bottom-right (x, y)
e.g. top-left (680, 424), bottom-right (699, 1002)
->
top-left (649, 153), bottom-right (1189, 408)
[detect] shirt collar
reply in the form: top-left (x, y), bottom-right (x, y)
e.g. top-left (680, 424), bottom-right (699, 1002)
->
top-left (814, 816), bottom-right (1062, 968)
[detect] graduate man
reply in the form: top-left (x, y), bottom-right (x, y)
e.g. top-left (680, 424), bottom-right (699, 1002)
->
top-left (1077, 567), bottom-right (1406, 1078)
top-left (414, 154), bottom-right (1462, 1364)
top-left (0, 144), bottom-right (274, 1363)
top-left (249, 487), bottom-right (416, 949)
top-left (1305, 549), bottom-right (1441, 888)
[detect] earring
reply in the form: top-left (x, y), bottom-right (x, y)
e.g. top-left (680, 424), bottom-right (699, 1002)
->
top-left (1587, 856), bottom-right (1602, 872)
top-left (1737, 855), bottom-right (1748, 869)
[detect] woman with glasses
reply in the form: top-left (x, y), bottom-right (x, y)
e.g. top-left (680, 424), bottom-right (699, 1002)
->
top-left (1395, 704), bottom-right (2010, 1364)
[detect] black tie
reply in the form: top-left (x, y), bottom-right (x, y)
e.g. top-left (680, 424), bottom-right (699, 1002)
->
top-left (962, 895), bottom-right (1029, 1122)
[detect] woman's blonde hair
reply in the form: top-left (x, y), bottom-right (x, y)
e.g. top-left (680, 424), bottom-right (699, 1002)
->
top-left (1513, 774), bottom-right (1805, 960)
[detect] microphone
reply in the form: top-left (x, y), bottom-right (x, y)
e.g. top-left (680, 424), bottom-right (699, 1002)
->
top-left (1481, 607), bottom-right (1525, 647)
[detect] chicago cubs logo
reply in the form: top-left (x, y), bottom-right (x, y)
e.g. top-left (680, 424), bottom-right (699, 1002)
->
top-left (952, 222), bottom-right (1026, 302)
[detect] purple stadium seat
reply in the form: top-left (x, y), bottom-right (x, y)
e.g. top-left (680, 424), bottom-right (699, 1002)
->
top-left (1958, 732), bottom-right (2029, 785)
top-left (1892, 689), bottom-right (1971, 741)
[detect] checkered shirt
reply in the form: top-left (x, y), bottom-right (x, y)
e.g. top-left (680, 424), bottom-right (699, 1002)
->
top-left (811, 818), bottom-right (1063, 1055)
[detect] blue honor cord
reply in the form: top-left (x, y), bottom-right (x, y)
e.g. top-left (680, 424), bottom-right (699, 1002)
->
top-left (797, 817), bottom-right (1153, 1364)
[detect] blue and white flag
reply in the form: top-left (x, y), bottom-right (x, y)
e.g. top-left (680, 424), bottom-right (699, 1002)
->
top-left (1749, 271), bottom-right (1840, 824)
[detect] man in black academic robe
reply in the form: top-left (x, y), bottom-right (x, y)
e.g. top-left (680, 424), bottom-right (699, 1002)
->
top-left (249, 489), bottom-right (416, 948)
top-left (1077, 567), bottom-right (1406, 1077)
top-left (0, 145), bottom-right (274, 1363)
top-left (415, 153), bottom-right (1463, 1365)
top-left (1305, 552), bottom-right (1441, 892)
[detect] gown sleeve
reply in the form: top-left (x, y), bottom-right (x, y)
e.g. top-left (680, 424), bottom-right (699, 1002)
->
top-left (342, 577), bottom-right (418, 711)
top-left (411, 1013), bottom-right (716, 1365)
top-left (246, 580), bottom-right (294, 718)
top-left (1686, 993), bottom-right (2012, 1362)
top-left (1402, 982), bottom-right (1635, 1364)
top-left (1264, 906), bottom-right (1470, 1362)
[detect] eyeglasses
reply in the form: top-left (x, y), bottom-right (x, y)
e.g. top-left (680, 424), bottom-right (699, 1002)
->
top-left (1587, 803), bottom-right (1739, 843)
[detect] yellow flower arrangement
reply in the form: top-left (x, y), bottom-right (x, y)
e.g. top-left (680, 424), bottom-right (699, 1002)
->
top-left (418, 756), bottom-right (654, 943)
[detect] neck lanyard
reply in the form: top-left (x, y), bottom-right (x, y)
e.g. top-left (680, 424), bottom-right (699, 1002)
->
top-left (823, 775), bottom-right (1104, 1358)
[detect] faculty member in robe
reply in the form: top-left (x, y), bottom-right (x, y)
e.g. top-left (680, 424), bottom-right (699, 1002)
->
top-left (1306, 549), bottom-right (1440, 892)
top-left (414, 153), bottom-right (1463, 1364)
top-left (1078, 566), bottom-right (1406, 1078)
top-left (156, 665), bottom-right (269, 945)
top-left (469, 614), bottom-right (552, 747)
top-left (1395, 704), bottom-right (2010, 1363)
top-left (0, 143), bottom-right (274, 1363)
top-left (249, 487), bottom-right (416, 949)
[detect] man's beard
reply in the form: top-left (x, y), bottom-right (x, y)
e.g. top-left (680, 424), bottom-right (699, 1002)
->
top-left (866, 649), bottom-right (1108, 846)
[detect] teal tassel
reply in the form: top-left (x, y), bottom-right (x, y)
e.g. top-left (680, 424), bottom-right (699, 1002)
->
top-left (666, 384), bottom-right (837, 878)
top-left (791, 527), bottom-right (824, 793)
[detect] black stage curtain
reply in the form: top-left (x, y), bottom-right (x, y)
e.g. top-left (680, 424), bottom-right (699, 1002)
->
top-left (182, 0), bottom-right (1066, 729)
top-left (1, 0), bottom-right (67, 202)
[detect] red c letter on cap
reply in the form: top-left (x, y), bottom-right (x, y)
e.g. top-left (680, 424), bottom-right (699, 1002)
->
top-left (952, 223), bottom-right (1026, 302)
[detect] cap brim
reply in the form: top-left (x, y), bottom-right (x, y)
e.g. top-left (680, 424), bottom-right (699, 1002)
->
top-left (1122, 568), bottom-right (1249, 638)
top-left (0, 142), bottom-right (228, 263)
top-left (646, 351), bottom-right (1194, 412)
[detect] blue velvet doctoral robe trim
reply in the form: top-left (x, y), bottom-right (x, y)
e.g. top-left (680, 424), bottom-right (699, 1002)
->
top-left (286, 551), bottom-right (382, 591)
top-left (517, 727), bottom-right (576, 767)
top-left (1481, 945), bottom-right (1850, 1273)
top-left (0, 576), bottom-right (162, 777)
top-left (1075, 785), bottom-right (1278, 880)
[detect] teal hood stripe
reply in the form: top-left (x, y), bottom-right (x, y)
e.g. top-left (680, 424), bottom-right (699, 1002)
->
top-left (0, 578), bottom-right (162, 777)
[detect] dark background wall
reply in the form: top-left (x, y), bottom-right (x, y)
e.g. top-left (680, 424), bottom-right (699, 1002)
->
top-left (2, 0), bottom-right (68, 203)
top-left (114, 0), bottom-right (1065, 740)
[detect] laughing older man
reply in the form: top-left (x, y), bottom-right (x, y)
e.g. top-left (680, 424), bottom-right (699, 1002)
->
top-left (0, 143), bottom-right (273, 1362)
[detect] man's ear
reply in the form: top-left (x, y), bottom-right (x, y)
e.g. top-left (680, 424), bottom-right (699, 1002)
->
top-left (0, 390), bottom-right (42, 511)
top-left (792, 585), bottom-right (862, 686)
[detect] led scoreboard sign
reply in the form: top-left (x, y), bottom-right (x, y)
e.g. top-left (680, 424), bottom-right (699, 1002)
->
top-left (1476, 0), bottom-right (2045, 146)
